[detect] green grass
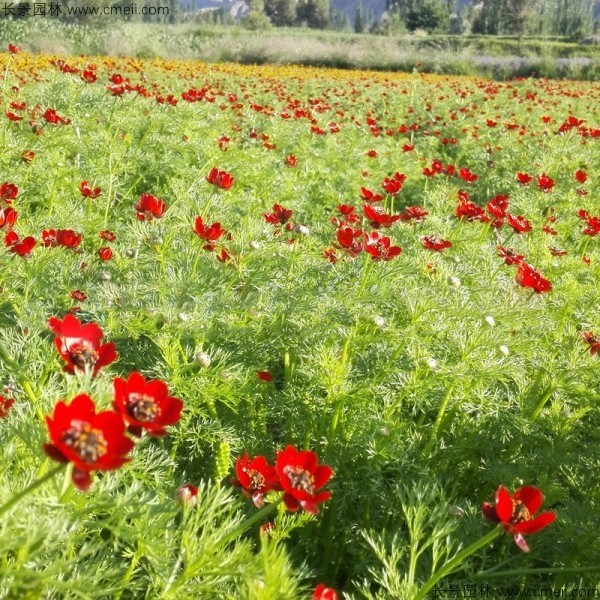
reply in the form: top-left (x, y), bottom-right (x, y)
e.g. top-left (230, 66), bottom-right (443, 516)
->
top-left (0, 51), bottom-right (599, 598)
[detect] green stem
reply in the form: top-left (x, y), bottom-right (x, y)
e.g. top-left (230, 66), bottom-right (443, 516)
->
top-left (422, 384), bottom-right (455, 457)
top-left (415, 527), bottom-right (503, 600)
top-left (357, 254), bottom-right (373, 298)
top-left (0, 464), bottom-right (66, 519)
top-left (529, 387), bottom-right (555, 422)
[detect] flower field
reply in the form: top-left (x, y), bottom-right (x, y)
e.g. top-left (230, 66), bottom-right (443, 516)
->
top-left (0, 47), bottom-right (599, 598)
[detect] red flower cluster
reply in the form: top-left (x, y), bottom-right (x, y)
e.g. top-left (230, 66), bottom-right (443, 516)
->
top-left (233, 446), bottom-right (332, 515)
top-left (42, 228), bottom-right (82, 249)
top-left (381, 172), bottom-right (406, 195)
top-left (312, 584), bottom-right (338, 600)
top-left (482, 485), bottom-right (555, 552)
top-left (577, 209), bottom-right (600, 237)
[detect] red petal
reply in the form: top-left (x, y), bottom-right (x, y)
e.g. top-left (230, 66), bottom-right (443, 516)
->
top-left (495, 486), bottom-right (513, 522)
top-left (513, 533), bottom-right (530, 553)
top-left (300, 499), bottom-right (319, 515)
top-left (282, 492), bottom-right (300, 512)
top-left (43, 443), bottom-right (69, 463)
top-left (313, 465), bottom-right (332, 489)
top-left (482, 501), bottom-right (500, 522)
top-left (72, 468), bottom-right (93, 491)
top-left (516, 512), bottom-right (556, 535)
top-left (513, 486), bottom-right (543, 514)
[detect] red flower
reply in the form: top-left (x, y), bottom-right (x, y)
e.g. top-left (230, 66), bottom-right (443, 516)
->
top-left (398, 206), bottom-right (428, 222)
top-left (537, 173), bottom-right (555, 192)
top-left (99, 230), bottom-right (116, 242)
top-left (70, 290), bottom-right (87, 302)
top-left (0, 395), bottom-right (14, 418)
top-left (81, 70), bottom-right (97, 83)
top-left (482, 485), bottom-right (556, 552)
top-left (577, 209), bottom-right (600, 237)
top-left (0, 206), bottom-right (17, 231)
top-left (206, 167), bottom-right (234, 190)
top-left (194, 216), bottom-right (226, 250)
top-left (21, 150), bottom-right (35, 163)
top-left (366, 149), bottom-right (377, 158)
top-left (43, 108), bottom-right (70, 125)
top-left (486, 195), bottom-right (509, 221)
top-left (134, 193), bottom-right (166, 221)
top-left (264, 204), bottom-right (293, 226)
top-left (363, 204), bottom-right (400, 229)
top-left (506, 214), bottom-right (532, 234)
top-left (80, 181), bottom-right (102, 198)
top-left (6, 112), bottom-right (23, 122)
top-left (216, 248), bottom-right (233, 263)
top-left (48, 314), bottom-right (117, 376)
top-left (381, 172), bottom-right (406, 195)
top-left (421, 235), bottom-right (452, 252)
top-left (336, 226), bottom-right (363, 257)
top-left (98, 247), bottom-right (112, 261)
top-left (275, 445), bottom-right (332, 515)
top-left (458, 167), bottom-right (478, 183)
top-left (516, 172), bottom-right (532, 185)
top-left (497, 246), bottom-right (525, 266)
top-left (43, 394), bottom-right (134, 491)
top-left (0, 182), bottom-right (18, 203)
top-left (285, 154), bottom-right (298, 167)
top-left (515, 263), bottom-right (552, 294)
top-left (256, 370), bottom-right (273, 382)
top-left (364, 231), bottom-right (402, 261)
top-left (360, 187), bottom-right (384, 204)
top-left (176, 484), bottom-right (198, 507)
top-left (113, 371), bottom-right (183, 437)
top-left (574, 169), bottom-right (587, 184)
top-left (312, 584), bottom-right (338, 600)
top-left (5, 231), bottom-right (35, 257)
top-left (455, 191), bottom-right (489, 223)
top-left (8, 43), bottom-right (20, 54)
top-left (581, 331), bottom-right (600, 355)
top-left (56, 229), bottom-right (83, 249)
top-left (233, 453), bottom-right (281, 507)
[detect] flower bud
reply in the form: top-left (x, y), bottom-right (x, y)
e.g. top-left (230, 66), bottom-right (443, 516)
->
top-left (499, 345), bottom-right (510, 356)
top-left (374, 316), bottom-right (385, 327)
top-left (96, 270), bottom-right (111, 282)
top-left (485, 315), bottom-right (495, 327)
top-left (176, 484), bottom-right (198, 508)
top-left (293, 223), bottom-right (309, 236)
top-left (447, 276), bottom-right (461, 288)
top-left (250, 240), bottom-right (261, 250)
top-left (195, 352), bottom-right (211, 368)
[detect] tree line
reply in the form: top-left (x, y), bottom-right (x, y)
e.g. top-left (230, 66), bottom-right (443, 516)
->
top-left (7, 0), bottom-right (598, 38)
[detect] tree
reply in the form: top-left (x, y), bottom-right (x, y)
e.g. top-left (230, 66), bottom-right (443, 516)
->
top-left (296, 0), bottom-right (330, 28)
top-left (264, 0), bottom-right (297, 26)
top-left (355, 2), bottom-right (366, 32)
top-left (405, 0), bottom-right (448, 32)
